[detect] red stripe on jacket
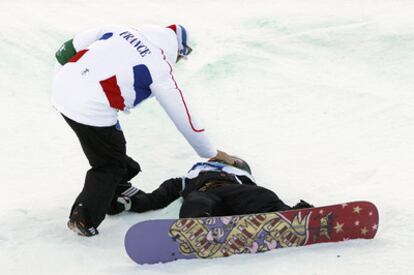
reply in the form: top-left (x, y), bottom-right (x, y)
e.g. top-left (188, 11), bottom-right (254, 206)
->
top-left (160, 50), bottom-right (204, 133)
top-left (68, 49), bottom-right (89, 63)
top-left (99, 75), bottom-right (125, 110)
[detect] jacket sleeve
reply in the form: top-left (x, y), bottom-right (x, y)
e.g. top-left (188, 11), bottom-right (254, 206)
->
top-left (130, 178), bottom-right (183, 213)
top-left (55, 26), bottom-right (121, 65)
top-left (72, 27), bottom-right (107, 51)
top-left (149, 57), bottom-right (217, 158)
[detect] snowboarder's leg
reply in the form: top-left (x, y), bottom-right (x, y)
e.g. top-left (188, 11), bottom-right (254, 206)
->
top-left (62, 115), bottom-right (140, 234)
top-left (208, 184), bottom-right (291, 215)
top-left (179, 191), bottom-right (228, 218)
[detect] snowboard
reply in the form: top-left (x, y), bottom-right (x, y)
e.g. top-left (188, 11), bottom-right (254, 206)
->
top-left (125, 201), bottom-right (378, 265)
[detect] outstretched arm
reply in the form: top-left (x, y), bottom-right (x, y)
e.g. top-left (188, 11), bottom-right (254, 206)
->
top-left (150, 59), bottom-right (236, 164)
top-left (150, 54), bottom-right (218, 158)
top-left (130, 178), bottom-right (183, 213)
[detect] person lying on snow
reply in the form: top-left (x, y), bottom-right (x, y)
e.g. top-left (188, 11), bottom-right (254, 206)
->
top-left (108, 156), bottom-right (313, 218)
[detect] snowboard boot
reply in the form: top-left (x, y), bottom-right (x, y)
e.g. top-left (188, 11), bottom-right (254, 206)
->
top-left (107, 182), bottom-right (142, 215)
top-left (67, 203), bottom-right (99, 237)
top-left (292, 200), bottom-right (314, 210)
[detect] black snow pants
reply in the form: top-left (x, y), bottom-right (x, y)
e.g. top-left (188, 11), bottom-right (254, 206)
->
top-left (179, 183), bottom-right (291, 218)
top-left (62, 115), bottom-right (140, 228)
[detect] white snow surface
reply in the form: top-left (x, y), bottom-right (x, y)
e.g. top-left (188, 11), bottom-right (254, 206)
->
top-left (1, 0), bottom-right (413, 274)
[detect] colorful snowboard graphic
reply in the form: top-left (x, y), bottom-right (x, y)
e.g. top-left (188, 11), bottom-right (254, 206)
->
top-left (125, 201), bottom-right (378, 264)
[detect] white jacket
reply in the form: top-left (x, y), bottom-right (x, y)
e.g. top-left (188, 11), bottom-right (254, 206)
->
top-left (52, 25), bottom-right (216, 158)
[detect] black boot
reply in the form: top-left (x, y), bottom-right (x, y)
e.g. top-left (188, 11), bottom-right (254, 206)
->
top-left (68, 203), bottom-right (99, 237)
top-left (292, 200), bottom-right (314, 210)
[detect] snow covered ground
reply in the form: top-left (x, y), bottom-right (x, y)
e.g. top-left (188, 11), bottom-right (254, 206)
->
top-left (1, 0), bottom-right (414, 274)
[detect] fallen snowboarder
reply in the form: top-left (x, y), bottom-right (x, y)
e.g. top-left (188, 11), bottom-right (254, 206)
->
top-left (108, 156), bottom-right (313, 217)
top-left (117, 157), bottom-right (378, 264)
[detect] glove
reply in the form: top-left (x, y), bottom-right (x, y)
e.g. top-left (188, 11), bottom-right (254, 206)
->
top-left (107, 197), bottom-right (132, 215)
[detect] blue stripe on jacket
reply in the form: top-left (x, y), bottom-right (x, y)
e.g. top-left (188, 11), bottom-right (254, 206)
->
top-left (132, 64), bottom-right (153, 106)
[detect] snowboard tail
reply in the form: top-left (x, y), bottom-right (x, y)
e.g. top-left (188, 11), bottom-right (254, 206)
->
top-left (125, 201), bottom-right (378, 264)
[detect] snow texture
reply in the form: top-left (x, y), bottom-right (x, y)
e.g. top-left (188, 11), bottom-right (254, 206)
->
top-left (1, 0), bottom-right (413, 274)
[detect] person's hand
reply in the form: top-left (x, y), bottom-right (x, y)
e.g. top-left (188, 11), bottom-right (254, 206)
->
top-left (106, 197), bottom-right (131, 215)
top-left (208, 150), bottom-right (235, 165)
